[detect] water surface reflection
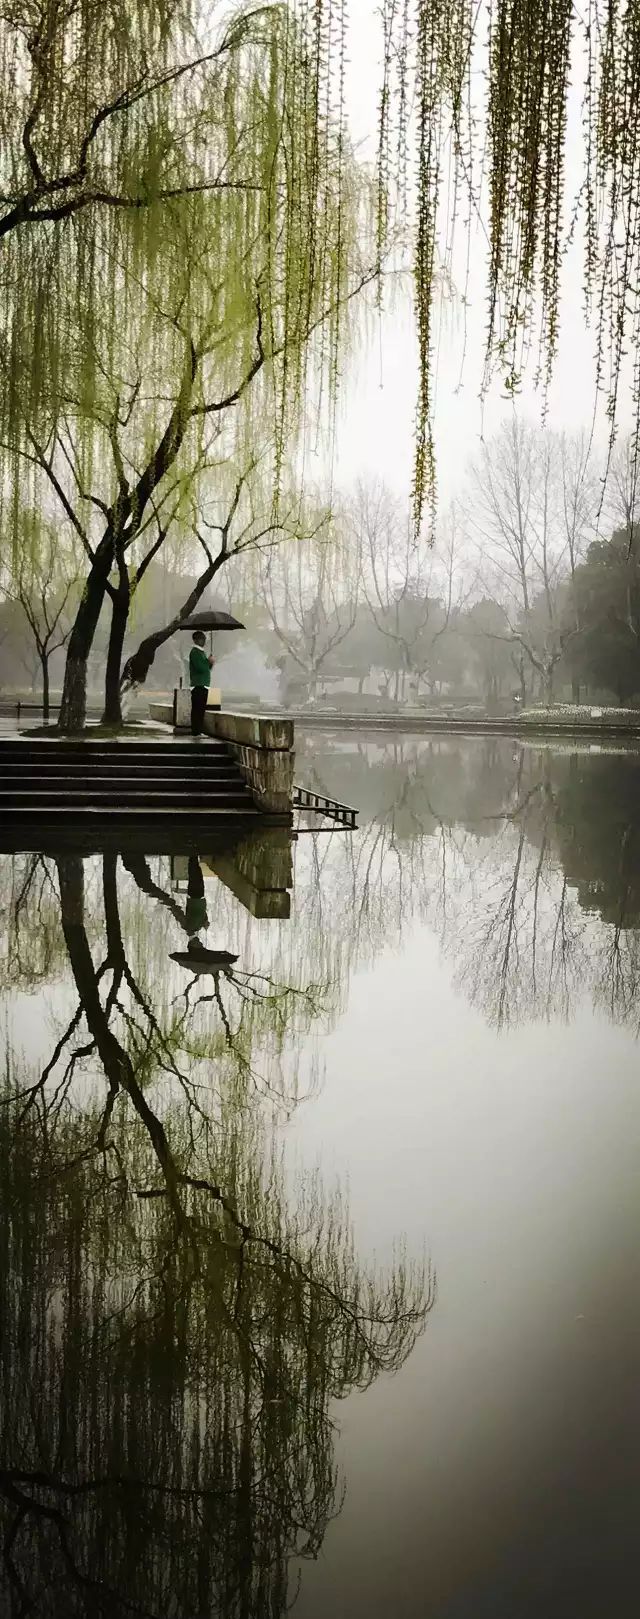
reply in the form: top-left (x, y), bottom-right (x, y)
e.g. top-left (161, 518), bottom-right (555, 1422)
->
top-left (1, 733), bottom-right (639, 1616)
top-left (0, 830), bottom-right (428, 1616)
top-left (295, 731), bottom-right (640, 1028)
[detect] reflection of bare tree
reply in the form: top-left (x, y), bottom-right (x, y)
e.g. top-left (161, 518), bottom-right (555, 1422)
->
top-left (590, 821), bottom-right (640, 1033)
top-left (0, 850), bottom-right (430, 1616)
top-left (0, 852), bottom-right (66, 990)
top-left (294, 733), bottom-right (640, 1032)
top-left (396, 761), bottom-right (597, 1030)
top-left (292, 735), bottom-right (448, 976)
top-left (440, 753), bottom-right (640, 1029)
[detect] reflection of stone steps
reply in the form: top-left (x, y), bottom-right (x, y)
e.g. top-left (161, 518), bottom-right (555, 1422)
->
top-left (175, 827), bottom-right (294, 919)
top-left (0, 738), bottom-right (260, 822)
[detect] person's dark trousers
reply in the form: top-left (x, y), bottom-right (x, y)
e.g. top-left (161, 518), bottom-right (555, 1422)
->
top-left (191, 685), bottom-right (208, 736)
top-left (187, 855), bottom-right (205, 900)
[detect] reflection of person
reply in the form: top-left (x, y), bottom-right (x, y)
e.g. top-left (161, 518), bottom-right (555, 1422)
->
top-left (185, 855), bottom-right (208, 939)
top-left (189, 630), bottom-right (214, 736)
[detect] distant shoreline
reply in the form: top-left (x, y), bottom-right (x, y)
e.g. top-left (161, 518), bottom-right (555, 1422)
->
top-left (6, 695), bottom-right (640, 743)
top-left (266, 707), bottom-right (640, 739)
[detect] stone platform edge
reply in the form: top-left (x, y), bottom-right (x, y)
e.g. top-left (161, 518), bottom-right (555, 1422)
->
top-left (149, 704), bottom-right (294, 815)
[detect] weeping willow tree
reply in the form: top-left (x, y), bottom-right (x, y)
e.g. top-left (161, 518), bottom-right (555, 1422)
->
top-left (0, 0), bottom-right (371, 730)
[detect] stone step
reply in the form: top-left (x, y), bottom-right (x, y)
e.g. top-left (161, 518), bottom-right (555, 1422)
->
top-left (0, 805), bottom-right (261, 830)
top-left (0, 755), bottom-right (236, 774)
top-left (0, 742), bottom-right (231, 759)
top-left (0, 788), bottom-right (254, 809)
top-left (0, 770), bottom-right (244, 785)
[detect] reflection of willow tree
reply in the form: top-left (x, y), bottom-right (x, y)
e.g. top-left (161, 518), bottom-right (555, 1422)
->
top-left (294, 733), bottom-right (640, 1032)
top-left (0, 852), bottom-right (428, 1616)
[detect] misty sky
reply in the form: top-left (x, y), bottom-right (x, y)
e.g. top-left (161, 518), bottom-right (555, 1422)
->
top-left (330, 0), bottom-right (630, 513)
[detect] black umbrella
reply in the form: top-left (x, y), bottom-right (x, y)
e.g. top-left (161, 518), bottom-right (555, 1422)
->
top-left (178, 611), bottom-right (245, 632)
top-left (178, 609), bottom-right (245, 658)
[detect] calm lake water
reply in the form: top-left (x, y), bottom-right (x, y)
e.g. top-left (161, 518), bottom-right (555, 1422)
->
top-left (0, 731), bottom-right (638, 1617)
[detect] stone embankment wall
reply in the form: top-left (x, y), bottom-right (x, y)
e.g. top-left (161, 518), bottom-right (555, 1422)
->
top-left (210, 712), bottom-right (294, 814)
top-left (149, 703), bottom-right (294, 814)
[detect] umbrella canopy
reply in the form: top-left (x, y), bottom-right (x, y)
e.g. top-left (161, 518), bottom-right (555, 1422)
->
top-left (170, 949), bottom-right (239, 974)
top-left (178, 610), bottom-right (245, 632)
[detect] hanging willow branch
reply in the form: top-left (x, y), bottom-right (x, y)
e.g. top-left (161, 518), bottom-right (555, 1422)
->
top-left (374, 0), bottom-right (640, 533)
top-left (377, 0), bottom-right (474, 533)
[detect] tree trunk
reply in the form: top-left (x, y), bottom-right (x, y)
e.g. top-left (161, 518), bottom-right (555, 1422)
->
top-left (58, 562), bottom-right (110, 733)
top-left (59, 344), bottom-right (199, 733)
top-left (102, 586), bottom-right (129, 726)
top-left (518, 655), bottom-right (527, 709)
top-left (56, 853), bottom-right (183, 1215)
top-left (120, 552), bottom-right (221, 695)
top-left (40, 653), bottom-right (50, 722)
top-left (572, 679), bottom-right (581, 704)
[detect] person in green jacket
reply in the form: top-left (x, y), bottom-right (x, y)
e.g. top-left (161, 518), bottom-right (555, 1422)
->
top-left (189, 631), bottom-right (213, 735)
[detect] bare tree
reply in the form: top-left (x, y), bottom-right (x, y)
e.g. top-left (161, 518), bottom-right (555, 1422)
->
top-left (603, 433), bottom-right (640, 542)
top-left (0, 515), bottom-right (80, 719)
top-left (258, 518), bottom-right (363, 706)
top-left (557, 429), bottom-right (599, 699)
top-left (349, 481), bottom-right (470, 703)
top-left (468, 419), bottom-right (598, 706)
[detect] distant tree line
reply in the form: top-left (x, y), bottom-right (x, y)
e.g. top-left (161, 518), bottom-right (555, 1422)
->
top-left (256, 425), bottom-right (640, 712)
top-left (4, 419), bottom-right (640, 716)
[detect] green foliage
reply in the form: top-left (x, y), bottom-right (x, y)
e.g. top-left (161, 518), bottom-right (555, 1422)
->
top-left (462, 599), bottom-right (514, 705)
top-left (563, 527), bottom-right (640, 702)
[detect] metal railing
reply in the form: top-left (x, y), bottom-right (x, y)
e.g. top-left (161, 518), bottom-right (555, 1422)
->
top-left (0, 698), bottom-right (149, 722)
top-left (293, 785), bottom-right (358, 828)
top-left (0, 699), bottom-right (61, 721)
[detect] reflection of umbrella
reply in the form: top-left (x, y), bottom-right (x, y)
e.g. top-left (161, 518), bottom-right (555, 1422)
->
top-left (178, 609), bottom-right (245, 657)
top-left (170, 948), bottom-right (239, 974)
